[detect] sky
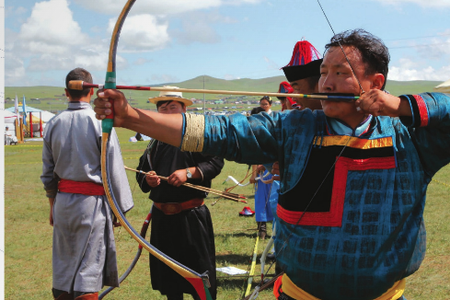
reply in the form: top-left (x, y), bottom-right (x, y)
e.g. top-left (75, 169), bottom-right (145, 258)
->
top-left (3, 0), bottom-right (450, 87)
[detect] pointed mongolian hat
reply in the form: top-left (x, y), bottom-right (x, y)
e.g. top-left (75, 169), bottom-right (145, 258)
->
top-left (282, 40), bottom-right (323, 82)
top-left (149, 86), bottom-right (193, 106)
top-left (277, 81), bottom-right (295, 111)
top-left (239, 206), bottom-right (255, 217)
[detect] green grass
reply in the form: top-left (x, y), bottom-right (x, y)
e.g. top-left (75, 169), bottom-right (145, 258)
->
top-left (4, 127), bottom-right (450, 299)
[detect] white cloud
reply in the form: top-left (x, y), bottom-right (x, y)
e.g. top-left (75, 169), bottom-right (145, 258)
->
top-left (5, 54), bottom-right (26, 85)
top-left (74, 0), bottom-right (222, 15)
top-left (171, 11), bottom-right (225, 45)
top-left (19, 0), bottom-right (90, 53)
top-left (376, 0), bottom-right (450, 8)
top-left (133, 57), bottom-right (152, 66)
top-left (74, 0), bottom-right (262, 15)
top-left (5, 0), bottom-right (112, 85)
top-left (389, 58), bottom-right (450, 81)
top-left (388, 30), bottom-right (450, 81)
top-left (107, 14), bottom-right (170, 52)
top-left (5, 0), bottom-right (263, 85)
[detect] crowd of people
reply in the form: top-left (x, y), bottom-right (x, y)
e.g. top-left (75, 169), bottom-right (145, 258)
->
top-left (41, 27), bottom-right (450, 300)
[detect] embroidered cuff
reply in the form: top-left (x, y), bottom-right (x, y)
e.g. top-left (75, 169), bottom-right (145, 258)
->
top-left (401, 94), bottom-right (429, 127)
top-left (181, 113), bottom-right (205, 152)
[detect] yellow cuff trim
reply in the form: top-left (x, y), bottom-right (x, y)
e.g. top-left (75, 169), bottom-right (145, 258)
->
top-left (181, 113), bottom-right (205, 152)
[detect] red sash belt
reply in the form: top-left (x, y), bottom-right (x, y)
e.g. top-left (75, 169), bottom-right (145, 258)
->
top-left (153, 198), bottom-right (204, 215)
top-left (58, 179), bottom-right (106, 196)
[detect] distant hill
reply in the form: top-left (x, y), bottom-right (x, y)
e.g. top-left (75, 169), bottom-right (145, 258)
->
top-left (5, 76), bottom-right (443, 113)
top-left (384, 80), bottom-right (441, 96)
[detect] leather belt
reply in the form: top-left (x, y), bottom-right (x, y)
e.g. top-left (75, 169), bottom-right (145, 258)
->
top-left (153, 198), bottom-right (204, 215)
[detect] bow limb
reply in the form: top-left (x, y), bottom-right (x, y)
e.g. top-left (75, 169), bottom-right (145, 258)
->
top-left (259, 223), bottom-right (275, 280)
top-left (100, 1), bottom-right (211, 299)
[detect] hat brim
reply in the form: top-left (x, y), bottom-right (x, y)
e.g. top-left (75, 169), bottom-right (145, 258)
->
top-left (148, 96), bottom-right (193, 107)
top-left (282, 59), bottom-right (323, 82)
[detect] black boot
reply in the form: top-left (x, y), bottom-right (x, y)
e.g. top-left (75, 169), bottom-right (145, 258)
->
top-left (258, 222), bottom-right (267, 239)
top-left (167, 294), bottom-right (184, 300)
top-left (53, 288), bottom-right (72, 300)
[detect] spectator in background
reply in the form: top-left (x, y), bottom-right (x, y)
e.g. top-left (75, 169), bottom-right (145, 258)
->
top-left (282, 40), bottom-right (323, 111)
top-left (277, 82), bottom-right (295, 111)
top-left (259, 96), bottom-right (273, 114)
top-left (249, 107), bottom-right (276, 239)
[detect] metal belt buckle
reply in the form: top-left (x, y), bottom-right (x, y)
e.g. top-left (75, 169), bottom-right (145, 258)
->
top-left (160, 202), bottom-right (182, 215)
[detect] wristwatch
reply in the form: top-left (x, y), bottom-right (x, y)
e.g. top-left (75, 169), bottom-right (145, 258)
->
top-left (186, 168), bottom-right (193, 179)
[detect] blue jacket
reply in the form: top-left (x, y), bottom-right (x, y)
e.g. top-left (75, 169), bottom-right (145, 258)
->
top-left (193, 93), bottom-right (450, 299)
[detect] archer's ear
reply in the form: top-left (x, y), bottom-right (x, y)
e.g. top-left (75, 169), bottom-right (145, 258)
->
top-left (90, 88), bottom-right (94, 96)
top-left (371, 73), bottom-right (385, 90)
top-left (65, 89), bottom-right (70, 97)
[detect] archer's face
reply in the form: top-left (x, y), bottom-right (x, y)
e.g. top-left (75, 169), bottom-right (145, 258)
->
top-left (157, 101), bottom-right (187, 114)
top-left (318, 46), bottom-right (372, 128)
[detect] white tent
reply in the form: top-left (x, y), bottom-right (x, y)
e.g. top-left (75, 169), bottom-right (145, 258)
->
top-left (34, 110), bottom-right (56, 123)
top-left (6, 106), bottom-right (56, 122)
top-left (4, 110), bottom-right (18, 124)
top-left (434, 79), bottom-right (450, 93)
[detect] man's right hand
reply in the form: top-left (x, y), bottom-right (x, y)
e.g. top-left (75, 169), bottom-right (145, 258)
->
top-left (94, 89), bottom-right (133, 127)
top-left (145, 171), bottom-right (160, 188)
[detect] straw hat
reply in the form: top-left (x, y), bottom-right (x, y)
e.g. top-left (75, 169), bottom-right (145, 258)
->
top-left (148, 86), bottom-right (193, 106)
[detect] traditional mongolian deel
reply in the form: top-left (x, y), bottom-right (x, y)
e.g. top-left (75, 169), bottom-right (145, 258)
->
top-left (254, 170), bottom-right (275, 223)
top-left (136, 139), bottom-right (224, 299)
top-left (41, 101), bottom-right (134, 293)
top-left (180, 92), bottom-right (450, 300)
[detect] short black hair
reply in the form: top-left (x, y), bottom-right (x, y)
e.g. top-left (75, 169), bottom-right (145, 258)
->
top-left (260, 96), bottom-right (272, 105)
top-left (65, 68), bottom-right (93, 100)
top-left (250, 107), bottom-right (265, 115)
top-left (325, 29), bottom-right (390, 90)
top-left (156, 100), bottom-right (186, 109)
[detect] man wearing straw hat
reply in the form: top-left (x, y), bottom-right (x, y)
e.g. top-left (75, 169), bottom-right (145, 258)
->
top-left (135, 86), bottom-right (224, 300)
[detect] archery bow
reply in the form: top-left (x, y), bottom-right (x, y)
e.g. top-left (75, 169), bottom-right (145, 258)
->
top-left (99, 211), bottom-right (152, 299)
top-left (100, 1), bottom-right (212, 299)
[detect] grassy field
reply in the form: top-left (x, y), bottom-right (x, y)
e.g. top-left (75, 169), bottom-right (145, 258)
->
top-left (4, 127), bottom-right (450, 300)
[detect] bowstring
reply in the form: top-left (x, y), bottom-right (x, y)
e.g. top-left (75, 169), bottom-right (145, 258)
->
top-left (316, 0), bottom-right (365, 95)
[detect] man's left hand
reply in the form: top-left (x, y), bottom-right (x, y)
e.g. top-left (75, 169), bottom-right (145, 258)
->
top-left (355, 89), bottom-right (412, 117)
top-left (168, 169), bottom-right (188, 187)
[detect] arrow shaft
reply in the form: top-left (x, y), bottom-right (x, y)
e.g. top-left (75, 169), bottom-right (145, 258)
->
top-left (69, 80), bottom-right (359, 101)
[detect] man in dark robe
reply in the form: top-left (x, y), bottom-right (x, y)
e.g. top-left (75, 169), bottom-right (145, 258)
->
top-left (135, 87), bottom-right (224, 300)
